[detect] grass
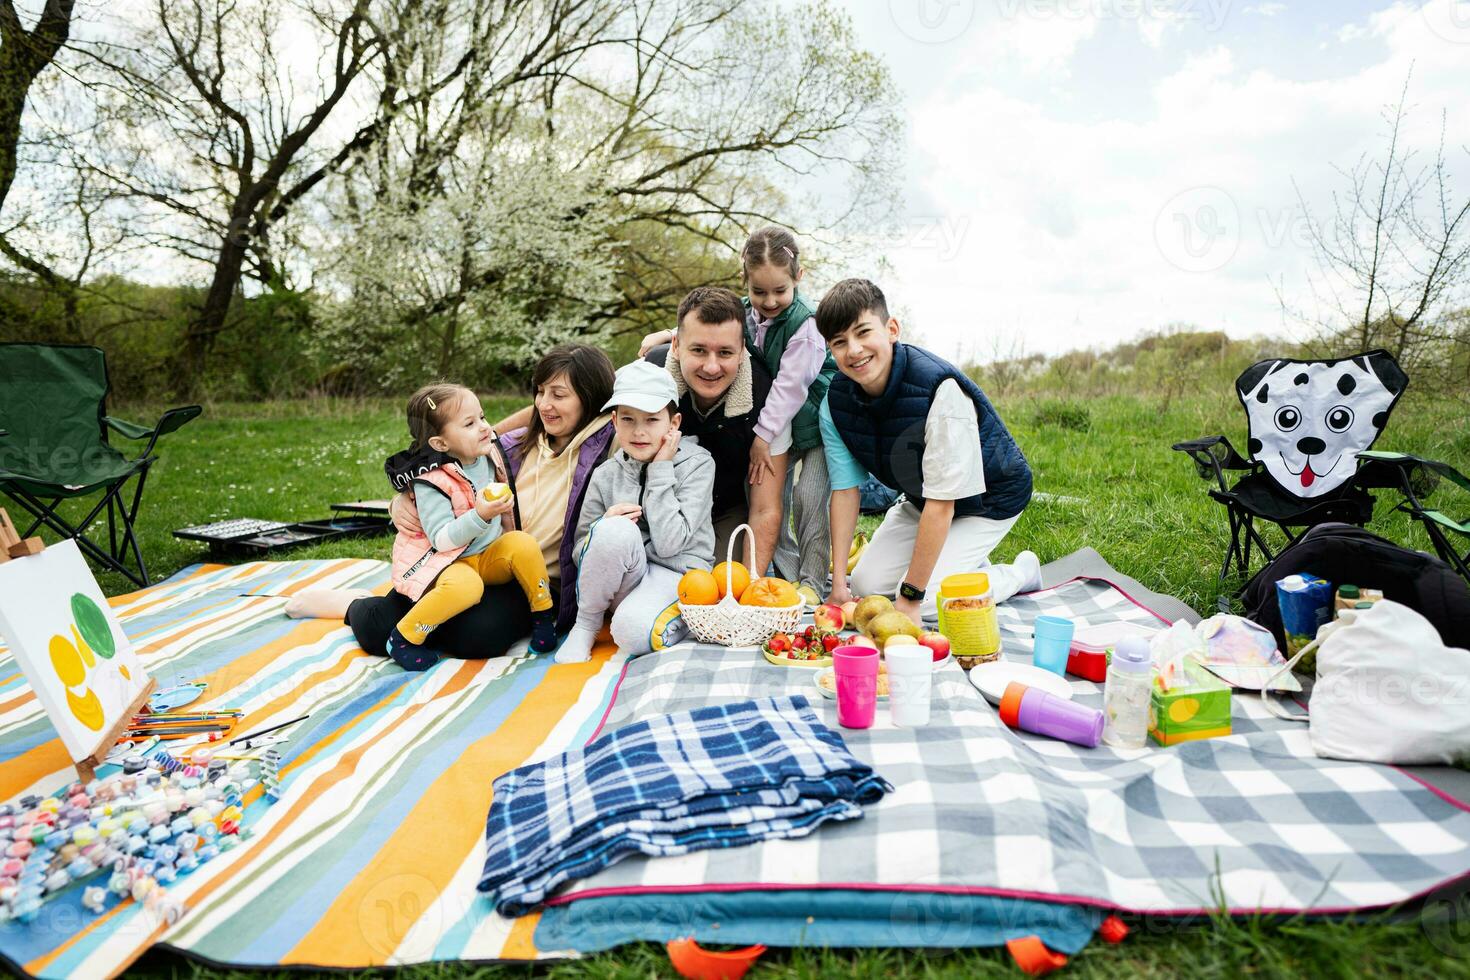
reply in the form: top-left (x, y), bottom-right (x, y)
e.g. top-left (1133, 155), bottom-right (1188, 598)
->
top-left (21, 387), bottom-right (1470, 978)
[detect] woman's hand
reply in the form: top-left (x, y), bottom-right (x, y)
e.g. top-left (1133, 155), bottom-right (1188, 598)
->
top-left (747, 436), bottom-right (775, 486)
top-left (653, 429), bottom-right (681, 463)
top-left (827, 581), bottom-right (854, 607)
top-left (638, 329), bottom-right (675, 357)
top-left (474, 493), bottom-right (514, 522)
top-left (605, 502), bottom-right (643, 522)
top-left (389, 491), bottom-right (422, 536)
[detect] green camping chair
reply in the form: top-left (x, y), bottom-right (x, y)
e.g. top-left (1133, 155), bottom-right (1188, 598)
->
top-left (0, 344), bottom-right (201, 587)
top-left (1357, 450), bottom-right (1470, 583)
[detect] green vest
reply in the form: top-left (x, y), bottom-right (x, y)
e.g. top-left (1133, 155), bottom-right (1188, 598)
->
top-left (742, 293), bottom-right (837, 452)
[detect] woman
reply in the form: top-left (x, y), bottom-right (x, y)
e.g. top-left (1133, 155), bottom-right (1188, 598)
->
top-left (288, 344), bottom-right (617, 658)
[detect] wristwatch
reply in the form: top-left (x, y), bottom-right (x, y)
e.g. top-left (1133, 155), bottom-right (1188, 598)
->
top-left (898, 581), bottom-right (925, 602)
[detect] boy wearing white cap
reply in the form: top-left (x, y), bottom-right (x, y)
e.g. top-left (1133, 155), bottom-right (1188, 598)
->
top-left (554, 359), bottom-right (717, 663)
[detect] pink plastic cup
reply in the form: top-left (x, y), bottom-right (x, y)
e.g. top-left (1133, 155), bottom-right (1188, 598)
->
top-left (832, 645), bottom-right (880, 729)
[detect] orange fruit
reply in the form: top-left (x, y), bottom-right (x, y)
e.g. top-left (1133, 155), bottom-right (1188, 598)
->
top-left (677, 569), bottom-right (719, 606)
top-left (739, 576), bottom-right (800, 608)
top-left (711, 561), bottom-right (750, 601)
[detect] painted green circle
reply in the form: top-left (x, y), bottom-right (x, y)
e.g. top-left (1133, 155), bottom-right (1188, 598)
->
top-left (70, 593), bottom-right (115, 659)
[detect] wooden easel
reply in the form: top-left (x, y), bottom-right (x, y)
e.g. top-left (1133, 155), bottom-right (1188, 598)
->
top-left (0, 507), bottom-right (44, 560)
top-left (0, 508), bottom-right (156, 781)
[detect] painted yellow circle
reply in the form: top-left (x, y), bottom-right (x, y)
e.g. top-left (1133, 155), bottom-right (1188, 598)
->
top-left (1169, 698), bottom-right (1200, 723)
top-left (50, 633), bottom-right (87, 688)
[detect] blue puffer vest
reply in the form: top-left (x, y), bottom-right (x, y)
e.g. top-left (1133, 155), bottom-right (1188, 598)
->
top-left (826, 343), bottom-right (1032, 520)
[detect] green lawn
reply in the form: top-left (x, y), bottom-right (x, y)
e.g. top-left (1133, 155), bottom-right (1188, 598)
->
top-left (18, 388), bottom-right (1470, 978)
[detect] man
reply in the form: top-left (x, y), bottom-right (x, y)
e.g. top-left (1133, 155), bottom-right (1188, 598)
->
top-left (817, 278), bottom-right (1040, 623)
top-left (645, 286), bottom-right (782, 574)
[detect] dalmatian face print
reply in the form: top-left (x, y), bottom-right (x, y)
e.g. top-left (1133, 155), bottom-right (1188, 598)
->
top-left (1236, 350), bottom-right (1407, 498)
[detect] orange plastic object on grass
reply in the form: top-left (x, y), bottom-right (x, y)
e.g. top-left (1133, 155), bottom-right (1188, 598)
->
top-left (1099, 914), bottom-right (1129, 944)
top-left (1005, 935), bottom-right (1069, 976)
top-left (666, 938), bottom-right (767, 980)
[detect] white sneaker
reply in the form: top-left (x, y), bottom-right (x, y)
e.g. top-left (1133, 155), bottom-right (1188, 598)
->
top-left (1015, 550), bottom-right (1043, 594)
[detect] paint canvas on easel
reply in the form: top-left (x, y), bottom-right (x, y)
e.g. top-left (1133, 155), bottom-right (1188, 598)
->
top-left (0, 539), bottom-right (150, 762)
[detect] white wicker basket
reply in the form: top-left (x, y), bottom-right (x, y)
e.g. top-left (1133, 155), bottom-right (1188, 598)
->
top-left (679, 524), bottom-right (804, 647)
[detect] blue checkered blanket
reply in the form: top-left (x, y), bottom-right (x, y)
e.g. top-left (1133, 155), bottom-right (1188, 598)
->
top-left (478, 695), bottom-right (891, 915)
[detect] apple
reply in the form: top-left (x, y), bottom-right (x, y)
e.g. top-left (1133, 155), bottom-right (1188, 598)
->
top-left (918, 631), bottom-right (951, 661)
top-left (841, 601), bottom-right (858, 628)
top-left (814, 603), bottom-right (845, 632)
top-left (884, 634), bottom-right (919, 649)
top-left (845, 635), bottom-right (878, 651)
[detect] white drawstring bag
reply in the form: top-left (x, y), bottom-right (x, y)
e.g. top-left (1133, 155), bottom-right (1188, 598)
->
top-left (1265, 600), bottom-right (1470, 764)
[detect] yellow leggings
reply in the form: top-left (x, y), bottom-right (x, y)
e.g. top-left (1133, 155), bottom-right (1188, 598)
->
top-left (397, 530), bottom-right (553, 644)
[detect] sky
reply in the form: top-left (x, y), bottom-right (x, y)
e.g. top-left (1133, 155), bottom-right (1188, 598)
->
top-left (833, 0), bottom-right (1470, 364)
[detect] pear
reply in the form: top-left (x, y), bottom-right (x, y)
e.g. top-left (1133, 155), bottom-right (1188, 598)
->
top-left (853, 595), bottom-right (894, 632)
top-left (867, 611), bottom-right (922, 647)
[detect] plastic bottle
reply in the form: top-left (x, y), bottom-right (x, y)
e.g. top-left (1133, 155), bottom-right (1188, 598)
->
top-left (1102, 637), bottom-right (1152, 749)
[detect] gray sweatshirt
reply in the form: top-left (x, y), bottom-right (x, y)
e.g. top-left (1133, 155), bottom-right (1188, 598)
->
top-left (573, 439), bottom-right (716, 574)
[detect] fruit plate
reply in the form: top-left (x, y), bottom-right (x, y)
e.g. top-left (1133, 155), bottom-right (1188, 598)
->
top-left (814, 668), bottom-right (889, 700)
top-left (967, 660), bottom-right (1074, 706)
top-left (762, 648), bottom-right (833, 668)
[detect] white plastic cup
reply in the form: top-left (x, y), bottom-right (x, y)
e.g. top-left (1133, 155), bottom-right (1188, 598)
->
top-left (886, 646), bottom-right (933, 727)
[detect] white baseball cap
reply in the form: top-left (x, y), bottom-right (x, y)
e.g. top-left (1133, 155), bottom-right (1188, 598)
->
top-left (602, 359), bottom-right (679, 413)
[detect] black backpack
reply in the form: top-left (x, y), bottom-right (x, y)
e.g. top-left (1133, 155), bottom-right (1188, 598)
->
top-left (1243, 523), bottom-right (1470, 650)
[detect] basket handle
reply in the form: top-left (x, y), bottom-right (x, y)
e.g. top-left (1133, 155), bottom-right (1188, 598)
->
top-left (723, 523), bottom-right (757, 594)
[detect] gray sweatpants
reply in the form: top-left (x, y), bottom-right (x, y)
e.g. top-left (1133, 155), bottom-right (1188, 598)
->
top-left (772, 443), bottom-right (831, 595)
top-left (574, 516), bottom-right (690, 655)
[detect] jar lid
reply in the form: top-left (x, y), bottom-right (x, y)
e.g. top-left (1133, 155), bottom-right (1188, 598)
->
top-left (1354, 601), bottom-right (1375, 608)
top-left (941, 572), bottom-right (990, 598)
top-left (1338, 584), bottom-right (1360, 598)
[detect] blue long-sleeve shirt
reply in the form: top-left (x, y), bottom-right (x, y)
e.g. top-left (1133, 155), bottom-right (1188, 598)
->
top-left (415, 456), bottom-right (502, 556)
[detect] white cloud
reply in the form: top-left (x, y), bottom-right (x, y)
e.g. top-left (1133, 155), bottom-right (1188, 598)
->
top-left (868, 0), bottom-right (1470, 363)
top-left (1246, 2), bottom-right (1287, 16)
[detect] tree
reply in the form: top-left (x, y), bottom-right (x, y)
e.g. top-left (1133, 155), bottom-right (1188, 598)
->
top-left (73, 0), bottom-right (392, 393)
top-left (0, 0), bottom-right (78, 322)
top-left (316, 0), bottom-right (898, 387)
top-left (1288, 72), bottom-right (1470, 391)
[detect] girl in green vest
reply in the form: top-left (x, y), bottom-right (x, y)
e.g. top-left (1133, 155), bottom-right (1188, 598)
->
top-left (639, 226), bottom-right (837, 599)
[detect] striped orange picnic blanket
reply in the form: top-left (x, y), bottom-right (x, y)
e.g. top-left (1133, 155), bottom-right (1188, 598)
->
top-left (0, 559), bottom-right (625, 977)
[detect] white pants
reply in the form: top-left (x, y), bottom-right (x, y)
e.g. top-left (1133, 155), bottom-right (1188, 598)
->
top-left (849, 499), bottom-right (1024, 620)
top-left (574, 516), bottom-right (689, 654)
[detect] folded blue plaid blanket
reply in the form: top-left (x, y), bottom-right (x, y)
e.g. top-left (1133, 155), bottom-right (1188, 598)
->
top-left (478, 695), bottom-right (891, 916)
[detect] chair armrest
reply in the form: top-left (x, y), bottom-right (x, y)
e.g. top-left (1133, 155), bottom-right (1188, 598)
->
top-left (105, 416), bottom-right (154, 440)
top-left (106, 406), bottom-right (203, 458)
top-left (1354, 450), bottom-right (1444, 505)
top-left (1172, 435), bottom-right (1249, 492)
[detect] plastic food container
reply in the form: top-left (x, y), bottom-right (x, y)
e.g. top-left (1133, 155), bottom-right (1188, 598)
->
top-left (1066, 622), bottom-right (1157, 682)
top-left (935, 572), bottom-right (1000, 665)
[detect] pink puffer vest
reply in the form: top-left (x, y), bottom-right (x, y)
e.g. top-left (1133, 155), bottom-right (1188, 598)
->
top-left (391, 457), bottom-right (516, 601)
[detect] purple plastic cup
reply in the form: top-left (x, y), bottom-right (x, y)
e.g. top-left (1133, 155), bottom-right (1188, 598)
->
top-left (832, 645), bottom-right (880, 729)
top-left (999, 681), bottom-right (1104, 748)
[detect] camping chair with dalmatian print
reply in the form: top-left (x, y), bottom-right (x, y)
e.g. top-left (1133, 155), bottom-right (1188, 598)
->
top-left (1173, 349), bottom-right (1408, 587)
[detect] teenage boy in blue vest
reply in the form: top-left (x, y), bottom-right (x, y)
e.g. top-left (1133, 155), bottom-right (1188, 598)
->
top-left (818, 278), bottom-right (1041, 623)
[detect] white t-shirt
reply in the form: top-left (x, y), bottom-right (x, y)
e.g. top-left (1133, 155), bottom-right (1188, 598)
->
top-left (921, 379), bottom-right (986, 500)
top-left (819, 379), bottom-right (986, 499)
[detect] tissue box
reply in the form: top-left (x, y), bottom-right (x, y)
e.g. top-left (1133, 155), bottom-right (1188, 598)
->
top-left (1149, 659), bottom-right (1232, 746)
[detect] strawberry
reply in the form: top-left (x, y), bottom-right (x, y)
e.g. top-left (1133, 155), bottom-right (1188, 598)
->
top-left (822, 633), bottom-right (839, 653)
top-left (792, 635), bottom-right (808, 650)
top-left (767, 634), bottom-right (789, 653)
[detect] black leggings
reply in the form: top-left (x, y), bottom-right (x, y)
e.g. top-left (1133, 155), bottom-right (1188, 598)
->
top-left (345, 581), bottom-right (540, 659)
